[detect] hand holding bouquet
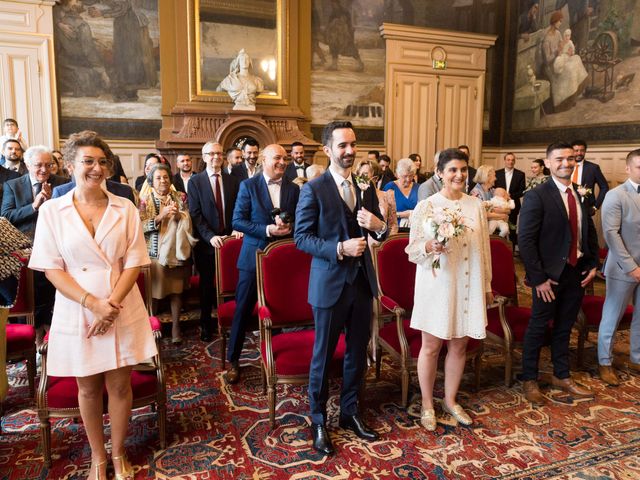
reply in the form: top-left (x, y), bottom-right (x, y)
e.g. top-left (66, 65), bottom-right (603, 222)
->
top-left (425, 204), bottom-right (471, 274)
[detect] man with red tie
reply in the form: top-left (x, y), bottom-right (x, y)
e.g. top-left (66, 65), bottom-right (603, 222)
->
top-left (188, 142), bottom-right (240, 341)
top-left (518, 141), bottom-right (599, 405)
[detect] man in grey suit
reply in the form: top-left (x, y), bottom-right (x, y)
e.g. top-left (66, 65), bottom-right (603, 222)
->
top-left (417, 171), bottom-right (443, 201)
top-left (597, 149), bottom-right (640, 385)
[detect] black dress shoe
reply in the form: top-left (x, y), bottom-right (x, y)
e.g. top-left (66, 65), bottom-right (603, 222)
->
top-left (339, 414), bottom-right (379, 441)
top-left (310, 423), bottom-right (334, 455)
top-left (200, 327), bottom-right (212, 342)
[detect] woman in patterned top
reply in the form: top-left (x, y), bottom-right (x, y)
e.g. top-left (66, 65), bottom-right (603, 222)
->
top-left (139, 164), bottom-right (194, 343)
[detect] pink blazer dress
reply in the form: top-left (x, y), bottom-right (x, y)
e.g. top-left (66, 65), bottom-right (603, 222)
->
top-left (29, 189), bottom-right (157, 377)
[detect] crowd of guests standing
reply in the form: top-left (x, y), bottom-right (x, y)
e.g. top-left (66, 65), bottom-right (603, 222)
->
top-left (2, 115), bottom-right (639, 469)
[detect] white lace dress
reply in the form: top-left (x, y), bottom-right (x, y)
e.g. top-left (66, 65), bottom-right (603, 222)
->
top-left (406, 193), bottom-right (492, 339)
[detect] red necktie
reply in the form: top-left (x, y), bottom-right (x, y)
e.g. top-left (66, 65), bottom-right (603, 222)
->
top-left (566, 187), bottom-right (578, 266)
top-left (213, 174), bottom-right (225, 233)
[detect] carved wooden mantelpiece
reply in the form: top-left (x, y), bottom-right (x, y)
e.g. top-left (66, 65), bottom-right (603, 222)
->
top-left (156, 0), bottom-right (317, 168)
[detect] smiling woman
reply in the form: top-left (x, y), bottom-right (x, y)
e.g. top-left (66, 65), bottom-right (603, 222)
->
top-left (28, 130), bottom-right (157, 479)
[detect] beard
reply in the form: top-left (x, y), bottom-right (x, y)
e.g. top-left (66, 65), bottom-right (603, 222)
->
top-left (334, 154), bottom-right (355, 169)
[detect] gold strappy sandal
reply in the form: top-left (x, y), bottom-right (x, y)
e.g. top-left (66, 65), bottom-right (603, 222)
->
top-left (112, 455), bottom-right (134, 480)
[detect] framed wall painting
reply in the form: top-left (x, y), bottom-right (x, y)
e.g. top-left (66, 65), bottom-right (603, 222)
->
top-left (504, 0), bottom-right (640, 144)
top-left (53, 0), bottom-right (161, 139)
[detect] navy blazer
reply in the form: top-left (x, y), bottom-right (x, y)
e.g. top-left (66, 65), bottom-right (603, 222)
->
top-left (579, 160), bottom-right (609, 209)
top-left (294, 170), bottom-right (385, 309)
top-left (172, 172), bottom-right (194, 194)
top-left (0, 165), bottom-right (20, 199)
top-left (495, 168), bottom-right (526, 212)
top-left (1, 174), bottom-right (69, 237)
top-left (52, 179), bottom-right (136, 203)
top-left (519, 179), bottom-right (598, 286)
top-left (284, 161), bottom-right (311, 182)
top-left (232, 174), bottom-right (299, 272)
top-left (230, 162), bottom-right (262, 182)
top-left (188, 170), bottom-right (239, 254)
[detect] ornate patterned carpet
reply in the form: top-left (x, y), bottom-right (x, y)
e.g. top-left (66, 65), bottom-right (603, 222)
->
top-left (2, 317), bottom-right (640, 480)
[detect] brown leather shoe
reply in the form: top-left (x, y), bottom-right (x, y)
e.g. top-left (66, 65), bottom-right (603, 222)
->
top-left (522, 380), bottom-right (545, 405)
top-left (627, 362), bottom-right (640, 373)
top-left (598, 365), bottom-right (620, 386)
top-left (225, 364), bottom-right (240, 384)
top-left (551, 375), bottom-right (594, 397)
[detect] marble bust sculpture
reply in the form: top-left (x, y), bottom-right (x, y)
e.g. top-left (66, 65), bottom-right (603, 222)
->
top-left (216, 49), bottom-right (265, 111)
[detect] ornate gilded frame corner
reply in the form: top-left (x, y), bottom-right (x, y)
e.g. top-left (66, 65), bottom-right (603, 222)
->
top-left (189, 0), bottom-right (289, 105)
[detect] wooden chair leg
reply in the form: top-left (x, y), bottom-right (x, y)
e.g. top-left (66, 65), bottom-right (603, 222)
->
top-left (577, 328), bottom-right (586, 368)
top-left (473, 353), bottom-right (481, 391)
top-left (158, 400), bottom-right (167, 449)
top-left (267, 383), bottom-right (276, 429)
top-left (401, 367), bottom-right (410, 408)
top-left (375, 350), bottom-right (382, 379)
top-left (40, 416), bottom-right (52, 467)
top-left (27, 349), bottom-right (36, 398)
top-left (220, 332), bottom-right (227, 370)
top-left (505, 348), bottom-right (513, 388)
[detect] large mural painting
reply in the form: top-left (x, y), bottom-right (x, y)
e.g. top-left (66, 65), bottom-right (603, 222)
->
top-left (54, 0), bottom-right (161, 138)
top-left (510, 0), bottom-right (640, 140)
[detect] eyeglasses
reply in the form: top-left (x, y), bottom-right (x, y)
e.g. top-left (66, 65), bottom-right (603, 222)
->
top-left (204, 151), bottom-right (223, 157)
top-left (32, 163), bottom-right (53, 170)
top-left (77, 158), bottom-right (111, 168)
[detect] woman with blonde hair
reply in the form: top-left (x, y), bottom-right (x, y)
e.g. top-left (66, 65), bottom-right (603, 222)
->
top-left (383, 158), bottom-right (419, 230)
top-left (470, 165), bottom-right (511, 224)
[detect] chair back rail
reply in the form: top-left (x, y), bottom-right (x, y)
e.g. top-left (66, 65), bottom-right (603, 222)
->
top-left (256, 239), bottom-right (314, 326)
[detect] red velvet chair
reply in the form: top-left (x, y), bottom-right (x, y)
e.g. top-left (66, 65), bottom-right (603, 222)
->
top-left (7, 266), bottom-right (36, 397)
top-left (36, 266), bottom-right (166, 466)
top-left (256, 239), bottom-right (346, 428)
top-left (372, 234), bottom-right (483, 407)
top-left (214, 236), bottom-right (258, 368)
top-left (486, 237), bottom-right (533, 386)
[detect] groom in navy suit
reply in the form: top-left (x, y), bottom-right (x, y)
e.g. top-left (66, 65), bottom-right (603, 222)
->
top-left (225, 144), bottom-right (300, 383)
top-left (295, 121), bottom-right (387, 455)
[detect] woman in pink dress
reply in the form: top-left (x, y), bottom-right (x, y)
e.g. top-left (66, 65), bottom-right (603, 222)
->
top-left (29, 130), bottom-right (156, 480)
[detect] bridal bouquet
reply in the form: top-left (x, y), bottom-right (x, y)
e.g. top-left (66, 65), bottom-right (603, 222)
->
top-left (425, 204), bottom-right (471, 273)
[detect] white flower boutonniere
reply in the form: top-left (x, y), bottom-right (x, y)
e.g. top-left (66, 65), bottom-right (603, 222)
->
top-left (576, 185), bottom-right (592, 203)
top-left (354, 173), bottom-right (370, 201)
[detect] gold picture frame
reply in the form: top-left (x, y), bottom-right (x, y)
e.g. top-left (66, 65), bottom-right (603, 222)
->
top-left (189, 0), bottom-right (288, 104)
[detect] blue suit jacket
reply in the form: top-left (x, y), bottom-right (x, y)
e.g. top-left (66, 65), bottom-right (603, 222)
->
top-left (294, 170), bottom-right (385, 309)
top-left (52, 179), bottom-right (136, 204)
top-left (188, 170), bottom-right (239, 254)
top-left (232, 174), bottom-right (299, 272)
top-left (519, 179), bottom-right (598, 286)
top-left (1, 174), bottom-right (69, 237)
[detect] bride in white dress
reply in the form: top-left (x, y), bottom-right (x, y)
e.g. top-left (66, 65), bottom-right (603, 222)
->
top-left (405, 148), bottom-right (492, 431)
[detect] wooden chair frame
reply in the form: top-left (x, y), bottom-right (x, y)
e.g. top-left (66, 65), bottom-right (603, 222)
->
top-left (256, 239), bottom-right (329, 428)
top-left (7, 267), bottom-right (36, 397)
top-left (372, 234), bottom-right (482, 407)
top-left (36, 265), bottom-right (166, 466)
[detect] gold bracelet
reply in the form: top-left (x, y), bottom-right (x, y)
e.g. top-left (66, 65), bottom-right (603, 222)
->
top-left (80, 292), bottom-right (90, 308)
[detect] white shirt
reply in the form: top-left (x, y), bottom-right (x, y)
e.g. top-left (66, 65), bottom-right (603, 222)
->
top-left (504, 168), bottom-right (514, 192)
top-left (293, 161), bottom-right (306, 178)
top-left (180, 172), bottom-right (193, 194)
top-left (551, 176), bottom-right (583, 256)
top-left (328, 165), bottom-right (355, 208)
top-left (263, 173), bottom-right (282, 237)
top-left (628, 178), bottom-right (639, 193)
top-left (246, 161), bottom-right (257, 178)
